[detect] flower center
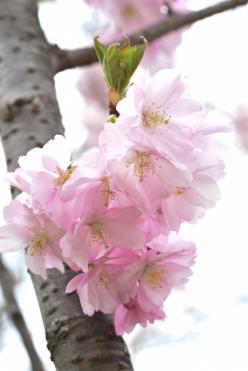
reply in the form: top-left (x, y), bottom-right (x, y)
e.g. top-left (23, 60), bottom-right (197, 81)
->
top-left (57, 166), bottom-right (76, 187)
top-left (143, 104), bottom-right (171, 132)
top-left (126, 151), bottom-right (156, 182)
top-left (175, 186), bottom-right (187, 195)
top-left (88, 222), bottom-right (110, 249)
top-left (27, 230), bottom-right (50, 257)
top-left (141, 263), bottom-right (167, 289)
top-left (94, 270), bottom-right (111, 290)
top-left (98, 177), bottom-right (115, 207)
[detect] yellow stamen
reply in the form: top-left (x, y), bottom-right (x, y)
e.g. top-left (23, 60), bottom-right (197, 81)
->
top-left (89, 222), bottom-right (110, 249)
top-left (126, 151), bottom-right (156, 182)
top-left (142, 263), bottom-right (168, 289)
top-left (176, 186), bottom-right (186, 195)
top-left (94, 270), bottom-right (111, 290)
top-left (98, 177), bottom-right (115, 207)
top-left (27, 230), bottom-right (50, 257)
top-left (143, 103), bottom-right (171, 132)
top-left (57, 166), bottom-right (76, 187)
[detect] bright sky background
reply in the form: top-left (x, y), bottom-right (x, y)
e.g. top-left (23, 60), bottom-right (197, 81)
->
top-left (1, 1), bottom-right (248, 370)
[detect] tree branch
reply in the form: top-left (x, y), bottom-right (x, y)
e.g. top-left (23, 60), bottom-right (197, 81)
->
top-left (53, 0), bottom-right (248, 72)
top-left (0, 0), bottom-right (133, 370)
top-left (0, 256), bottom-right (45, 371)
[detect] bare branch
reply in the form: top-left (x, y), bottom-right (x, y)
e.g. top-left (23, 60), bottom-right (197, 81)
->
top-left (0, 256), bottom-right (45, 371)
top-left (53, 0), bottom-right (248, 72)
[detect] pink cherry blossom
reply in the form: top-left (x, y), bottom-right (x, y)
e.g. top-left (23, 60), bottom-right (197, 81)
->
top-left (114, 297), bottom-right (165, 335)
top-left (61, 148), bottom-right (134, 220)
top-left (113, 233), bottom-right (195, 333)
top-left (66, 248), bottom-right (138, 315)
top-left (0, 200), bottom-right (64, 279)
top-left (191, 110), bottom-right (231, 160)
top-left (161, 166), bottom-right (222, 231)
top-left (6, 135), bottom-right (81, 228)
top-left (116, 69), bottom-right (202, 168)
top-left (156, 112), bottom-right (230, 230)
top-left (119, 235), bottom-right (196, 309)
top-left (108, 143), bottom-right (192, 212)
top-left (61, 206), bottom-right (145, 272)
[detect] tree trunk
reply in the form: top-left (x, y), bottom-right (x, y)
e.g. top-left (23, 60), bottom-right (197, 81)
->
top-left (0, 256), bottom-right (45, 371)
top-left (0, 0), bottom-right (134, 370)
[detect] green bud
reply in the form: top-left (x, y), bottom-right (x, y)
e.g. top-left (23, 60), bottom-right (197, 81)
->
top-left (94, 35), bottom-right (147, 99)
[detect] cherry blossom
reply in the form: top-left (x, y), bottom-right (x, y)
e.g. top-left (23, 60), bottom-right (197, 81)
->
top-left (0, 200), bottom-right (64, 279)
top-left (116, 69), bottom-right (202, 168)
top-left (114, 233), bottom-right (196, 334)
top-left (66, 248), bottom-right (138, 315)
top-left (6, 135), bottom-right (82, 228)
top-left (114, 297), bottom-right (166, 335)
top-left (60, 206), bottom-right (145, 272)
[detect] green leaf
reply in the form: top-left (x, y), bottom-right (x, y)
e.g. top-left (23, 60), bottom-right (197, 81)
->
top-left (94, 35), bottom-right (147, 104)
top-left (94, 36), bottom-right (108, 67)
top-left (121, 36), bottom-right (147, 83)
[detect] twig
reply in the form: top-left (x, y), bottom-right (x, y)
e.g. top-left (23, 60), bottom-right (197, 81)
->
top-left (0, 256), bottom-right (45, 371)
top-left (53, 0), bottom-right (248, 72)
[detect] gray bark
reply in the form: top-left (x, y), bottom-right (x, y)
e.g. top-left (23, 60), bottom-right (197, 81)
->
top-left (32, 266), bottom-right (132, 371)
top-left (0, 0), bottom-right (134, 370)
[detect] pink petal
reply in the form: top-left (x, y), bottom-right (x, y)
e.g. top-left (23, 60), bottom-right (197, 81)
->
top-left (31, 171), bottom-right (57, 204)
top-left (65, 273), bottom-right (85, 293)
top-left (26, 254), bottom-right (46, 280)
top-left (0, 224), bottom-right (26, 252)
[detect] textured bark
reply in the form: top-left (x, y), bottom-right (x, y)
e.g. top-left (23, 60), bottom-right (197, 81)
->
top-left (0, 256), bottom-right (45, 371)
top-left (54, 0), bottom-right (248, 72)
top-left (32, 267), bottom-right (132, 371)
top-left (0, 0), bottom-right (63, 174)
top-left (0, 0), bottom-right (133, 370)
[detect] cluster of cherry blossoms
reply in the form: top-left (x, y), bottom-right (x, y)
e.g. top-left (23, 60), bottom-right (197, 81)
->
top-left (0, 68), bottom-right (229, 334)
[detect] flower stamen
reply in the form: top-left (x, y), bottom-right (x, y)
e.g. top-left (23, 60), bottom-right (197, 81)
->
top-left (175, 186), bottom-right (187, 195)
top-left (126, 151), bottom-right (155, 182)
top-left (142, 263), bottom-right (167, 289)
top-left (27, 230), bottom-right (50, 257)
top-left (57, 166), bottom-right (76, 187)
top-left (98, 177), bottom-right (115, 207)
top-left (94, 270), bottom-right (111, 290)
top-left (143, 103), bottom-right (171, 132)
top-left (89, 222), bottom-right (110, 249)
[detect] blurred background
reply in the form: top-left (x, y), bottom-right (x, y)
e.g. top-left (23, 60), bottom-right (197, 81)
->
top-left (1, 0), bottom-right (248, 370)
